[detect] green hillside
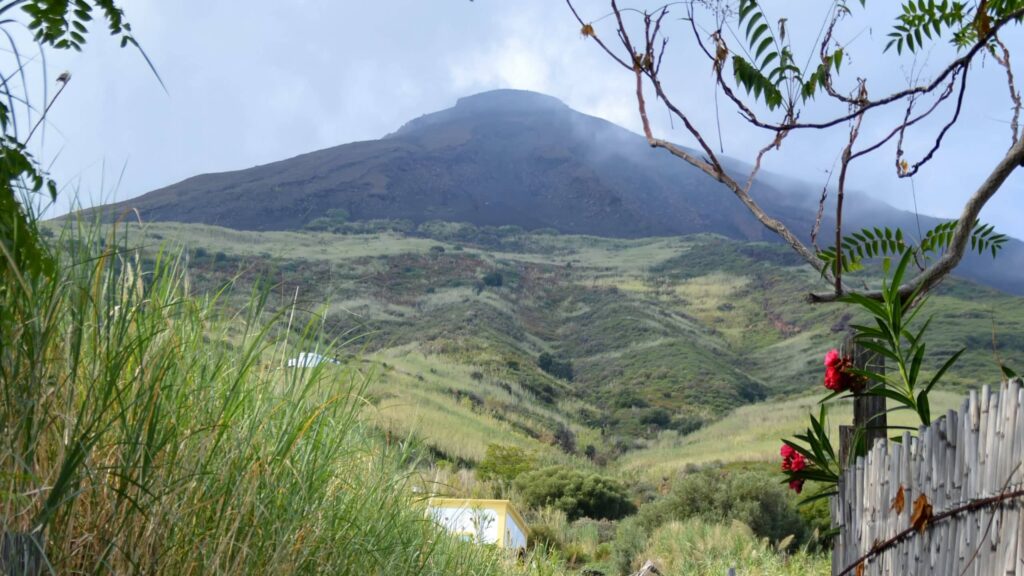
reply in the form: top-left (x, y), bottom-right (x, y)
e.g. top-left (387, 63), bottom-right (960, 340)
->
top-left (106, 220), bottom-right (1024, 471)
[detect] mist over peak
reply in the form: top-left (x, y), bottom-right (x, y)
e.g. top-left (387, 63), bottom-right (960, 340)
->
top-left (91, 89), bottom-right (1024, 294)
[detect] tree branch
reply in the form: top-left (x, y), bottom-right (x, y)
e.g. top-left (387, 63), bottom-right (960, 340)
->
top-left (810, 132), bottom-right (1024, 302)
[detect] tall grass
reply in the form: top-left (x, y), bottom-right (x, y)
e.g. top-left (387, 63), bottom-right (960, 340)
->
top-left (0, 220), bottom-right (553, 574)
top-left (641, 520), bottom-right (829, 576)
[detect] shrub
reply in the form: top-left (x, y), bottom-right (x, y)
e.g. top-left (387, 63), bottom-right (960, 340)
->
top-left (553, 424), bottom-right (577, 454)
top-left (515, 466), bottom-right (636, 521)
top-left (537, 352), bottom-right (574, 381)
top-left (611, 516), bottom-right (649, 575)
top-left (477, 444), bottom-right (535, 485)
top-left (636, 466), bottom-right (806, 544)
top-left (482, 270), bottom-right (503, 287)
top-left (638, 408), bottom-right (671, 428)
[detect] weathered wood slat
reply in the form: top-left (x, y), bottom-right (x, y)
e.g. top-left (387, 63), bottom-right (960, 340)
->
top-left (832, 379), bottom-right (1024, 575)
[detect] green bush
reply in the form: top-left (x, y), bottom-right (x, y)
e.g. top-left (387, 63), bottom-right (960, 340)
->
top-left (636, 466), bottom-right (806, 545)
top-left (537, 352), bottom-right (574, 382)
top-left (611, 516), bottom-right (649, 575)
top-left (515, 466), bottom-right (636, 521)
top-left (477, 444), bottom-right (535, 485)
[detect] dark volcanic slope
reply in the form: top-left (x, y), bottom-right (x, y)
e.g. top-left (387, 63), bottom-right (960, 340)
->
top-left (99, 90), bottom-right (809, 241)
top-left (98, 89), bottom-right (1024, 294)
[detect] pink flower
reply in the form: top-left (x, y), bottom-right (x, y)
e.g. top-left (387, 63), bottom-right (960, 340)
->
top-left (823, 349), bottom-right (857, 392)
top-left (788, 452), bottom-right (806, 472)
top-left (781, 445), bottom-right (806, 472)
top-left (824, 349), bottom-right (841, 369)
top-left (789, 479), bottom-right (805, 493)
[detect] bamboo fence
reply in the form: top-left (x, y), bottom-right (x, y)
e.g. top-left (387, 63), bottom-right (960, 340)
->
top-left (832, 378), bottom-right (1024, 575)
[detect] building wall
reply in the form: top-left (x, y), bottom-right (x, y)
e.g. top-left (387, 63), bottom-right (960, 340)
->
top-left (504, 514), bottom-right (527, 549)
top-left (427, 505), bottom-right (499, 544)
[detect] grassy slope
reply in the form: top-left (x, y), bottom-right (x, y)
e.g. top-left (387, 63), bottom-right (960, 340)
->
top-left (6, 223), bottom-right (558, 574)
top-left (112, 221), bottom-right (1024, 471)
top-left (619, 390), bottom-right (965, 480)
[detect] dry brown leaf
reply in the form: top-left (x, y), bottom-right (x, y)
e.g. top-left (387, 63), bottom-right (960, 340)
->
top-left (910, 493), bottom-right (933, 534)
top-left (580, 23), bottom-right (595, 38)
top-left (712, 31), bottom-right (727, 75)
top-left (891, 484), bottom-right (905, 515)
top-left (855, 561), bottom-right (865, 576)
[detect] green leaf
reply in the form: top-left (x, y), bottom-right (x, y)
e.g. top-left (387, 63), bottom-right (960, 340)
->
top-left (856, 340), bottom-right (901, 363)
top-left (751, 23), bottom-right (770, 45)
top-left (1001, 364), bottom-right (1018, 379)
top-left (840, 292), bottom-right (887, 319)
top-left (908, 343), bottom-right (926, 389)
top-left (755, 36), bottom-right (774, 60)
top-left (745, 10), bottom-right (764, 39)
top-left (916, 391), bottom-right (931, 424)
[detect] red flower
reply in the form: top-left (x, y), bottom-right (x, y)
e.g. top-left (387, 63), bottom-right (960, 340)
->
top-left (789, 478), bottom-right (805, 493)
top-left (824, 349), bottom-right (841, 369)
top-left (788, 452), bottom-right (806, 472)
top-left (823, 348), bottom-right (857, 392)
top-left (780, 444), bottom-right (806, 472)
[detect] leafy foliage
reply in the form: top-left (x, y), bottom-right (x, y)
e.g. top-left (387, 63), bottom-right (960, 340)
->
top-left (780, 405), bottom-right (841, 499)
top-left (537, 352), bottom-right (574, 382)
top-left (816, 220), bottom-right (1006, 275)
top-left (887, 0), bottom-right (969, 53)
top-left (840, 251), bottom-right (965, 426)
top-left (732, 0), bottom-right (847, 108)
top-left (886, 0), bottom-right (1024, 53)
top-left (785, 249), bottom-right (969, 502)
top-left (636, 466), bottom-right (808, 544)
top-left (733, 0), bottom-right (786, 109)
top-left (1, 1), bottom-right (155, 281)
top-left (514, 465), bottom-right (636, 521)
top-left (477, 443), bottom-right (535, 485)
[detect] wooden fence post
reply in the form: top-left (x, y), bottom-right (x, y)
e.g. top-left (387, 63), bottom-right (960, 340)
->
top-left (838, 332), bottom-right (886, 466)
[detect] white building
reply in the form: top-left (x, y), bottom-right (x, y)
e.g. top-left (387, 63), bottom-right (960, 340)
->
top-left (425, 498), bottom-right (528, 550)
top-left (286, 352), bottom-right (339, 368)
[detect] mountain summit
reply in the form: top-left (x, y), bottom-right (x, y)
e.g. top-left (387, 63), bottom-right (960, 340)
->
top-left (95, 89), bottom-right (1023, 293)
top-left (96, 88), bottom-right (811, 239)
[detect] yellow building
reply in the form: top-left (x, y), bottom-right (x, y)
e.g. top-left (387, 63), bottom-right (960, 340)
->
top-left (425, 498), bottom-right (529, 549)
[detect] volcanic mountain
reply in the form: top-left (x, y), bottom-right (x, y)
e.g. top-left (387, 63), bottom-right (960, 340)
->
top-left (95, 89), bottom-right (1024, 293)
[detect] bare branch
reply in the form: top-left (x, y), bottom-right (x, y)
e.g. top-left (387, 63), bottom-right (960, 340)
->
top-left (849, 71), bottom-right (959, 163)
top-left (572, 1), bottom-right (1019, 304)
top-left (565, 0), bottom-right (633, 71)
top-left (697, 4), bottom-right (1024, 132)
top-left (991, 35), bottom-right (1022, 144)
top-left (834, 97), bottom-right (866, 294)
top-left (810, 133), bottom-right (1024, 302)
top-left (811, 183), bottom-right (828, 249)
top-left (896, 67), bottom-right (969, 178)
top-left (607, 1), bottom-right (827, 277)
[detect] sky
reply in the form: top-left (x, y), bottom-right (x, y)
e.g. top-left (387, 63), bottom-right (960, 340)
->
top-left (18, 0), bottom-right (1024, 238)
